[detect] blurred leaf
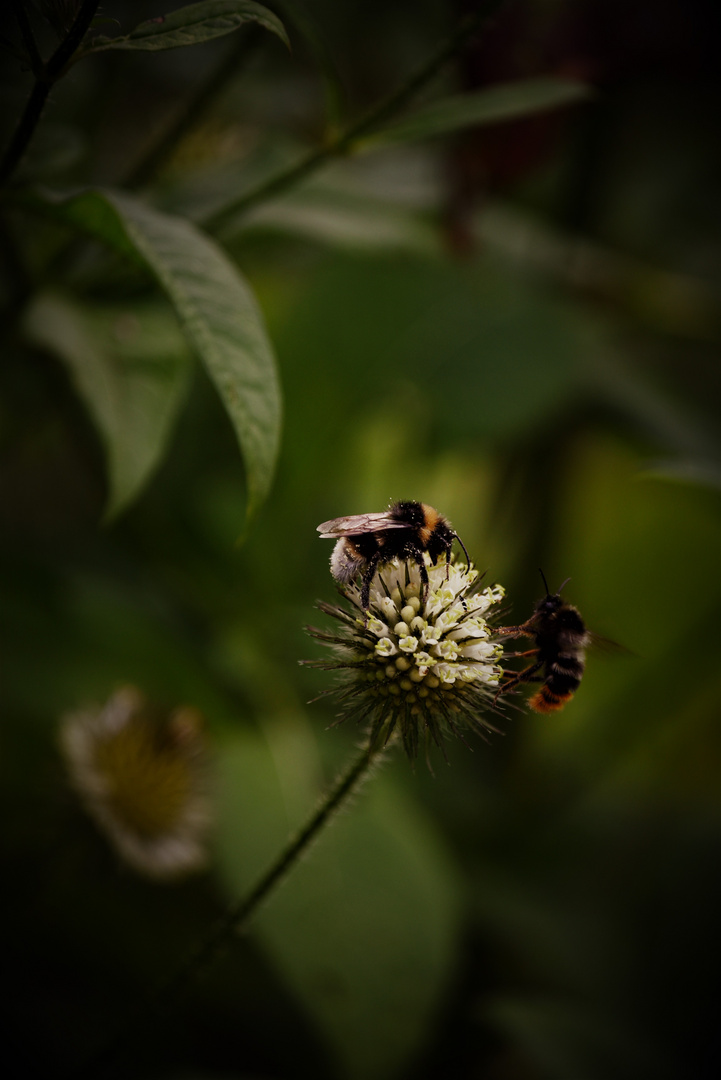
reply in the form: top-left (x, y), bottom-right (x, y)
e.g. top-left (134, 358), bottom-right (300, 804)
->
top-left (0, 562), bottom-right (238, 720)
top-left (239, 179), bottom-right (441, 254)
top-left (267, 249), bottom-right (591, 445)
top-left (476, 202), bottom-right (719, 342)
top-left (17, 187), bottom-right (144, 263)
top-left (22, 187), bottom-right (282, 527)
top-left (22, 292), bottom-right (192, 520)
top-left (639, 458), bottom-right (721, 488)
top-left (585, 351), bottom-right (720, 489)
top-left (362, 78), bottom-right (590, 150)
top-left (216, 724), bottom-right (461, 1080)
top-left (485, 996), bottom-right (667, 1080)
top-left (274, 0), bottom-right (346, 131)
top-left (160, 144), bottom-right (439, 248)
top-left (78, 1), bottom-right (289, 57)
top-left (13, 124), bottom-right (86, 183)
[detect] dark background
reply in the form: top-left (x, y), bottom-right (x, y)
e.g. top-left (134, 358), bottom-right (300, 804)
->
top-left (1, 1), bottom-right (718, 1077)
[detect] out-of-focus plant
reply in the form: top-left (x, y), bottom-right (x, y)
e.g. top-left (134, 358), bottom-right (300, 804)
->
top-left (3, 1), bottom-right (292, 528)
top-left (1, 2), bottom-right (718, 1079)
top-left (1, 0), bottom-right (588, 526)
top-left (60, 684), bottom-right (211, 879)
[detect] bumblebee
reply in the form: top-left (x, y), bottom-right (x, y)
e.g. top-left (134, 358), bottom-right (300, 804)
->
top-left (317, 500), bottom-right (470, 611)
top-left (495, 572), bottom-right (590, 712)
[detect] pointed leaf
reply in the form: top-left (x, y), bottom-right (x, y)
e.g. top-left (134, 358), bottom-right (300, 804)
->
top-left (22, 187), bottom-right (282, 526)
top-left (363, 78), bottom-right (590, 150)
top-left (22, 292), bottom-right (192, 519)
top-left (242, 184), bottom-right (441, 254)
top-left (79, 1), bottom-right (289, 56)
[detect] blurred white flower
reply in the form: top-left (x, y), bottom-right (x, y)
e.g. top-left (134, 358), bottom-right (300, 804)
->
top-left (60, 686), bottom-right (211, 880)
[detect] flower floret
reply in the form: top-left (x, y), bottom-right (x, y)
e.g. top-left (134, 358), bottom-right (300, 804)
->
top-left (375, 637), bottom-right (397, 658)
top-left (305, 553), bottom-right (507, 759)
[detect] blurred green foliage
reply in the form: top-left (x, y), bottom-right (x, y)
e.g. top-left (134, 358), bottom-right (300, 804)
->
top-left (0, 1), bottom-right (718, 1078)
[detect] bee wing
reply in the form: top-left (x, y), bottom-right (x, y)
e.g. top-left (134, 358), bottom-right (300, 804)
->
top-left (588, 632), bottom-right (633, 656)
top-left (317, 512), bottom-right (408, 537)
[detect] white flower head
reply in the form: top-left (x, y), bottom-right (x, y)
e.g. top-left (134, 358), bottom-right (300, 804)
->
top-left (60, 686), bottom-right (211, 880)
top-left (305, 555), bottom-right (506, 760)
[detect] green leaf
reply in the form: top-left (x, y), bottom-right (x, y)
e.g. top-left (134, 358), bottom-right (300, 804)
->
top-left (22, 293), bottom-right (192, 520)
top-left (80, 1), bottom-right (289, 56)
top-left (362, 78), bottom-right (590, 150)
top-left (160, 146), bottom-right (440, 252)
top-left (216, 724), bottom-right (461, 1080)
top-left (22, 187), bottom-right (282, 527)
top-left (241, 178), bottom-right (441, 254)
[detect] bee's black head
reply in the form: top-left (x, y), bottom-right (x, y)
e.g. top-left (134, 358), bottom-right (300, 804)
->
top-left (536, 592), bottom-right (564, 616)
top-left (537, 570), bottom-right (571, 612)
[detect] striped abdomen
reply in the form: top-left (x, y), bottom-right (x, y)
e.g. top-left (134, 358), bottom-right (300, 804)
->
top-left (530, 652), bottom-right (585, 713)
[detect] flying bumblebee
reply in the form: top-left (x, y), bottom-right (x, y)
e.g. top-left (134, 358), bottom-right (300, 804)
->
top-left (494, 572), bottom-right (590, 712)
top-left (317, 500), bottom-right (470, 611)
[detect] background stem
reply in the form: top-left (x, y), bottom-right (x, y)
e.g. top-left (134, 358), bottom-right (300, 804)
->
top-left (69, 738), bottom-right (384, 1079)
top-left (0, 0), bottom-right (100, 186)
top-left (204, 0), bottom-right (503, 232)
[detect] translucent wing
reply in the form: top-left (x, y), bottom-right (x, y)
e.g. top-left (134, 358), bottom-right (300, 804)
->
top-left (587, 632), bottom-right (633, 655)
top-left (317, 511), bottom-right (408, 538)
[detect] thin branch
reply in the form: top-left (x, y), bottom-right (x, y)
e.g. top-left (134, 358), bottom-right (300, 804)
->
top-left (204, 0), bottom-right (504, 233)
top-left (46, 0), bottom-right (100, 79)
top-left (0, 0), bottom-right (100, 186)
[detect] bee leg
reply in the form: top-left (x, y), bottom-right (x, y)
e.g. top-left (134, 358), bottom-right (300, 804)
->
top-left (360, 550), bottom-right (384, 611)
top-left (503, 649), bottom-right (539, 659)
top-left (416, 555), bottom-right (429, 602)
top-left (494, 660), bottom-right (544, 704)
top-left (495, 623), bottom-right (534, 639)
top-left (502, 659), bottom-right (543, 688)
top-left (401, 541), bottom-right (429, 602)
top-left (442, 537), bottom-right (470, 609)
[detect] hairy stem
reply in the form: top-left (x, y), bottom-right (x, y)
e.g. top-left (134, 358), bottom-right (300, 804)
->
top-left (69, 738), bottom-right (384, 1079)
top-left (184, 739), bottom-right (380, 970)
top-left (0, 0), bottom-right (100, 186)
top-left (204, 0), bottom-right (504, 233)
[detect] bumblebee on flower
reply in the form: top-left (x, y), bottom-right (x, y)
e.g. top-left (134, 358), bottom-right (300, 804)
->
top-left (305, 552), bottom-right (506, 761)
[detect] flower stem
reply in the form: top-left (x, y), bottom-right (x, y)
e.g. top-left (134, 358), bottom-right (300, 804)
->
top-left (204, 0), bottom-right (504, 233)
top-left (188, 739), bottom-right (381, 961)
top-left (68, 737), bottom-right (384, 1079)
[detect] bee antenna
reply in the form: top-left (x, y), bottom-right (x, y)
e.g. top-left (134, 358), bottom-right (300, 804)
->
top-left (538, 568), bottom-right (551, 595)
top-left (454, 532), bottom-right (471, 568)
top-left (557, 576), bottom-right (571, 594)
